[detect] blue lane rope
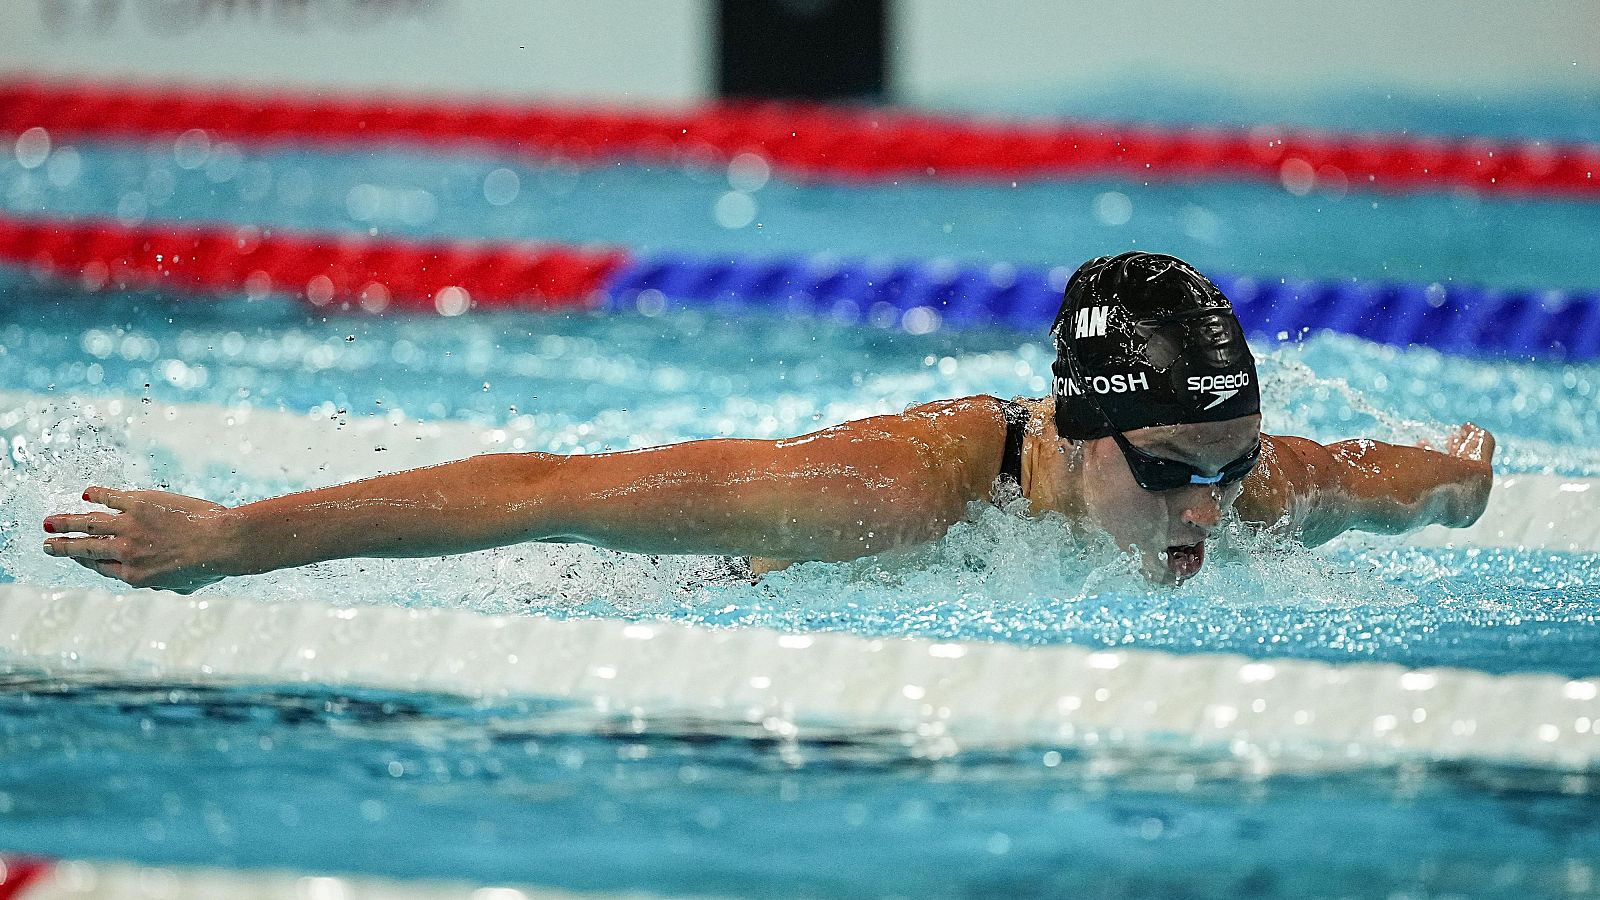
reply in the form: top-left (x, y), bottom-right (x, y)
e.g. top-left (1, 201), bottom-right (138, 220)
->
top-left (601, 252), bottom-right (1600, 360)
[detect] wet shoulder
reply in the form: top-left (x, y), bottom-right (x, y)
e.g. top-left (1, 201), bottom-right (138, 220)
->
top-left (894, 395), bottom-right (1016, 493)
top-left (1235, 433), bottom-right (1321, 534)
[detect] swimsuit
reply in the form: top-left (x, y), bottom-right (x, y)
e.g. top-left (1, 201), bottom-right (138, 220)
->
top-left (996, 398), bottom-right (1030, 496)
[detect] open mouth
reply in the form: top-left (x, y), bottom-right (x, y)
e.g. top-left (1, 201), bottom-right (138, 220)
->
top-left (1165, 542), bottom-right (1205, 580)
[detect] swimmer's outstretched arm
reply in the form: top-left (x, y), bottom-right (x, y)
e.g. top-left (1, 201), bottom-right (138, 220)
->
top-left (42, 400), bottom-right (1004, 594)
top-left (1240, 423), bottom-right (1495, 546)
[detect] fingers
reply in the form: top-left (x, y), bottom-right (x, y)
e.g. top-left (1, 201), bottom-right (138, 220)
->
top-left (82, 485), bottom-right (133, 511)
top-left (43, 535), bottom-right (124, 562)
top-left (43, 511), bottom-right (118, 536)
top-left (1447, 423), bottom-right (1490, 463)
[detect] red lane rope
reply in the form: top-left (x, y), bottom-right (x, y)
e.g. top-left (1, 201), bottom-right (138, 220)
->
top-left (2, 80), bottom-right (1597, 197)
top-left (0, 213), bottom-right (625, 313)
top-left (0, 857), bottom-right (51, 899)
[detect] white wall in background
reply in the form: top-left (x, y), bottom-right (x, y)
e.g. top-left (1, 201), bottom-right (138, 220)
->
top-left (4, 0), bottom-right (1597, 107)
top-left (0, 0), bottom-right (712, 104)
top-left (892, 0), bottom-right (1600, 104)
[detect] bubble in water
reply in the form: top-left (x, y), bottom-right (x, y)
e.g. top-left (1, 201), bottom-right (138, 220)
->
top-left (1092, 191), bottom-right (1132, 226)
top-left (44, 147), bottom-right (81, 188)
top-left (204, 142), bottom-right (244, 183)
top-left (727, 152), bottom-right (771, 193)
top-left (1280, 158), bottom-right (1316, 196)
top-left (116, 192), bottom-right (149, 225)
top-left (346, 183), bottom-right (383, 221)
top-left (482, 167), bottom-right (521, 206)
top-left (172, 128), bottom-right (211, 170)
top-left (434, 286), bottom-right (471, 317)
top-left (713, 191), bottom-right (758, 229)
top-left (358, 283), bottom-right (391, 314)
top-left (14, 127), bottom-right (49, 169)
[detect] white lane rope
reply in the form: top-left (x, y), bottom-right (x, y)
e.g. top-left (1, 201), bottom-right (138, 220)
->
top-left (0, 855), bottom-right (627, 900)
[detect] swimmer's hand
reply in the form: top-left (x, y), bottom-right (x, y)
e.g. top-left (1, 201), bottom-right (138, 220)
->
top-left (1415, 421), bottom-right (1495, 519)
top-left (1420, 422), bottom-right (1495, 466)
top-left (43, 486), bottom-right (232, 594)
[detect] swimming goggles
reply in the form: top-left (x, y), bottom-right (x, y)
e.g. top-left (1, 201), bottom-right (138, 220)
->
top-left (1104, 426), bottom-right (1260, 492)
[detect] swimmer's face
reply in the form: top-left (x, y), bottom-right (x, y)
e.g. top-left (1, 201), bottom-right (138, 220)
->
top-left (1077, 414), bottom-right (1261, 584)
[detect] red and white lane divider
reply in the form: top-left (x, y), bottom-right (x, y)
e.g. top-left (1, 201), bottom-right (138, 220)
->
top-left (0, 858), bottom-right (49, 900)
top-left (0, 857), bottom-right (619, 899)
top-left (2, 80), bottom-right (1598, 197)
top-left (0, 214), bottom-right (624, 313)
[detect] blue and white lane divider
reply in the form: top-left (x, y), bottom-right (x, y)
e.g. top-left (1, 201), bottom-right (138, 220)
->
top-left (601, 252), bottom-right (1600, 361)
top-left (0, 390), bottom-right (1597, 772)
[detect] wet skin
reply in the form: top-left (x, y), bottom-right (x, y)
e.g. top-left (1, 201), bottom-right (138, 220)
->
top-left (42, 396), bottom-right (1495, 594)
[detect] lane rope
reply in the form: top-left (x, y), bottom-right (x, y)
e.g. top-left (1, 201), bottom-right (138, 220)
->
top-left (0, 857), bottom-right (600, 899)
top-left (3, 213), bottom-right (1598, 360)
top-left (0, 214), bottom-right (622, 314)
top-left (2, 80), bottom-right (1598, 197)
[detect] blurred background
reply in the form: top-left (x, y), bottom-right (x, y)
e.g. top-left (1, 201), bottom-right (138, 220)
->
top-left (3, 3), bottom-right (1600, 900)
top-left (4, 0), bottom-right (1599, 107)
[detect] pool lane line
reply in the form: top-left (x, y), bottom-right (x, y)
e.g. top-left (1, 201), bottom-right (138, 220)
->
top-left (0, 213), bottom-right (625, 315)
top-left (3, 80), bottom-right (1599, 199)
top-left (1, 580), bottom-right (1597, 773)
top-left (603, 251), bottom-right (1600, 361)
top-left (3, 388), bottom-right (1597, 554)
top-left (3, 210), bottom-right (1599, 361)
top-left (0, 859), bottom-right (50, 900)
top-left (0, 857), bottom-right (636, 899)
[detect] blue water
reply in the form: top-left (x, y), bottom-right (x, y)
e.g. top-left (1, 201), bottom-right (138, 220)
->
top-left (2, 88), bottom-right (1600, 897)
top-left (2, 673), bottom-right (1598, 899)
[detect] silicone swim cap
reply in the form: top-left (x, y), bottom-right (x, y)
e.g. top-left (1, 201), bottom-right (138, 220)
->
top-left (1051, 252), bottom-right (1259, 440)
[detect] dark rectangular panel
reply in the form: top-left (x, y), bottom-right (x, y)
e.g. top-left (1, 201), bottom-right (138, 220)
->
top-left (717, 0), bottom-right (886, 100)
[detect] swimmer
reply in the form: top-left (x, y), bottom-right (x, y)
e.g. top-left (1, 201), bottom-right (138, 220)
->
top-left (42, 252), bottom-right (1494, 593)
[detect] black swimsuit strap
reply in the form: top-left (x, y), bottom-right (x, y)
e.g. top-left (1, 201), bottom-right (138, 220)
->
top-left (998, 398), bottom-right (1030, 488)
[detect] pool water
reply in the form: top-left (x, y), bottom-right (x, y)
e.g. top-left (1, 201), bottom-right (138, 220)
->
top-left (2, 672), bottom-right (1598, 899)
top-left (2, 87), bottom-right (1599, 897)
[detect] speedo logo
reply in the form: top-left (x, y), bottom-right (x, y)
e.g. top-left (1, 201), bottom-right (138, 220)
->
top-left (1188, 371), bottom-right (1251, 410)
top-left (1058, 371), bottom-right (1150, 396)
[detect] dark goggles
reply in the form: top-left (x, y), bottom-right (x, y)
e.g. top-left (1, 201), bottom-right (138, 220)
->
top-left (1106, 428), bottom-right (1260, 492)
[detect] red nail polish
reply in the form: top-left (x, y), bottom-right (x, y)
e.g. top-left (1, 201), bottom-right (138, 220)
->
top-left (82, 492), bottom-right (91, 501)
top-left (43, 522), bottom-right (55, 533)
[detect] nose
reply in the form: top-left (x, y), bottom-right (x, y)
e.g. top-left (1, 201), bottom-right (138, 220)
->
top-left (1177, 486), bottom-right (1223, 531)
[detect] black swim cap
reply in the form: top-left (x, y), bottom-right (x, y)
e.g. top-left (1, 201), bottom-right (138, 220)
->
top-left (1051, 252), bottom-right (1259, 440)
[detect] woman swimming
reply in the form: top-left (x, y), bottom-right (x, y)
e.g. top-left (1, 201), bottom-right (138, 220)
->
top-left (42, 252), bottom-right (1494, 593)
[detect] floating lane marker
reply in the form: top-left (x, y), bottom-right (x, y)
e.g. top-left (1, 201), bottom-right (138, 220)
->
top-left (0, 584), bottom-right (1596, 770)
top-left (0, 856), bottom-right (631, 899)
top-left (3, 80), bottom-right (1599, 197)
top-left (5, 212), bottom-right (1598, 361)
